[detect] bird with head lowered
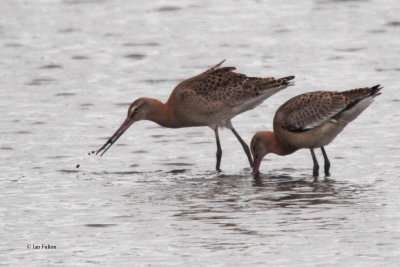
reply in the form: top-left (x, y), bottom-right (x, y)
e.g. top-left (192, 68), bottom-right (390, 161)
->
top-left (97, 60), bottom-right (295, 171)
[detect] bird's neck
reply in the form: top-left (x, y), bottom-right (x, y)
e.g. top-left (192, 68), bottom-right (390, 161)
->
top-left (269, 132), bottom-right (297, 156)
top-left (146, 99), bottom-right (178, 128)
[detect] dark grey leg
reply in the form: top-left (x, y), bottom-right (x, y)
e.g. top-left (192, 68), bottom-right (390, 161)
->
top-left (214, 128), bottom-right (222, 172)
top-left (310, 148), bottom-right (319, 177)
top-left (230, 126), bottom-right (253, 167)
top-left (321, 147), bottom-right (331, 176)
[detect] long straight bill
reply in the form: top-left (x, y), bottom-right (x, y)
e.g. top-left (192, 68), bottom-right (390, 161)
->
top-left (96, 118), bottom-right (134, 157)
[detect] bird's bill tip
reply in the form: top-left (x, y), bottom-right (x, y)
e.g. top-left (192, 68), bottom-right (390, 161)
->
top-left (95, 142), bottom-right (109, 156)
top-left (252, 158), bottom-right (262, 175)
top-left (95, 118), bottom-right (134, 157)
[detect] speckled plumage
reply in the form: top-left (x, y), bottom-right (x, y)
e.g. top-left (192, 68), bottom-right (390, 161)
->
top-left (251, 85), bottom-right (383, 176)
top-left (97, 60), bottom-right (295, 171)
top-left (168, 60), bottom-right (295, 128)
top-left (274, 85), bottom-right (382, 132)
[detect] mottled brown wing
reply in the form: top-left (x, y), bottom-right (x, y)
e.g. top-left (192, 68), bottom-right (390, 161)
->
top-left (173, 61), bottom-right (293, 112)
top-left (276, 91), bottom-right (351, 131)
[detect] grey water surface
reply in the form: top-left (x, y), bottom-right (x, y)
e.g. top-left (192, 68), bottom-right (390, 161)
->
top-left (1, 0), bottom-right (400, 266)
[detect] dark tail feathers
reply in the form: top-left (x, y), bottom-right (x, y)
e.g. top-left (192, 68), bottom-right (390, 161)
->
top-left (341, 84), bottom-right (383, 100)
top-left (279, 76), bottom-right (295, 86)
top-left (280, 76), bottom-right (295, 82)
top-left (370, 84), bottom-right (383, 96)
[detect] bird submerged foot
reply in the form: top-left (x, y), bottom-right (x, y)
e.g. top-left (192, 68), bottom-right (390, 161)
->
top-left (321, 147), bottom-right (331, 176)
top-left (313, 167), bottom-right (319, 177)
top-left (310, 148), bottom-right (320, 177)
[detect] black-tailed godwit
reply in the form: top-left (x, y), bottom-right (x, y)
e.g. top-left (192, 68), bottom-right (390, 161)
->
top-left (251, 85), bottom-right (383, 176)
top-left (96, 60), bottom-right (295, 171)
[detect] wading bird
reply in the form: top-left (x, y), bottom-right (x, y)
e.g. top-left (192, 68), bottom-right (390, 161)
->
top-left (97, 60), bottom-right (294, 171)
top-left (251, 85), bottom-right (382, 176)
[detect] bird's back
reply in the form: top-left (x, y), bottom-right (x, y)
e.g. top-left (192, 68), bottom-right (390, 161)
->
top-left (274, 85), bottom-right (383, 133)
top-left (168, 60), bottom-right (294, 127)
top-left (272, 85), bottom-right (382, 149)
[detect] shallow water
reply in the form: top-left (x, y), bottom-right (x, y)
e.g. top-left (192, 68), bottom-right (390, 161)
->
top-left (1, 0), bottom-right (400, 265)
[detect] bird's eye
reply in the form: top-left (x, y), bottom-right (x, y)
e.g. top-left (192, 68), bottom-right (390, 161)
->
top-left (128, 106), bottom-right (139, 117)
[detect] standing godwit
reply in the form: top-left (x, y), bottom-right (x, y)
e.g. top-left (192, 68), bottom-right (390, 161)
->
top-left (96, 60), bottom-right (295, 171)
top-left (251, 85), bottom-right (383, 176)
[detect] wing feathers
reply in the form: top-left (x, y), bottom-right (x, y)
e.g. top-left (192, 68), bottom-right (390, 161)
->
top-left (173, 61), bottom-right (294, 114)
top-left (276, 85), bottom-right (382, 132)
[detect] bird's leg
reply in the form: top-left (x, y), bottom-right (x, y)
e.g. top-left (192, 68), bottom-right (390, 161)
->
top-left (310, 148), bottom-right (319, 177)
top-left (214, 128), bottom-right (222, 172)
top-left (321, 146), bottom-right (331, 176)
top-left (230, 126), bottom-right (253, 167)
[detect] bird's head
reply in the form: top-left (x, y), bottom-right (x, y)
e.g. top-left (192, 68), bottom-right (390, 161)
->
top-left (250, 131), bottom-right (275, 175)
top-left (96, 98), bottom-right (155, 156)
top-left (127, 98), bottom-right (156, 121)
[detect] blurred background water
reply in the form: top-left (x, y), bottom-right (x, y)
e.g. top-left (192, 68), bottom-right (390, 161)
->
top-left (1, 0), bottom-right (400, 266)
